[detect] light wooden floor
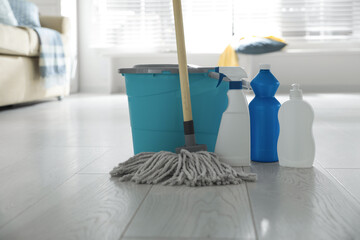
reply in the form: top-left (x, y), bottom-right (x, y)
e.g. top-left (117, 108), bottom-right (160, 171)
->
top-left (0, 94), bottom-right (359, 240)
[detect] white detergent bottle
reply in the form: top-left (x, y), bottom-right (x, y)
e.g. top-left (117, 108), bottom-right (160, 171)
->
top-left (278, 83), bottom-right (315, 168)
top-left (213, 67), bottom-right (251, 166)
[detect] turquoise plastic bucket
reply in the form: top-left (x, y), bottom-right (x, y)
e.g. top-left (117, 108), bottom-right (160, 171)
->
top-left (119, 64), bottom-right (228, 154)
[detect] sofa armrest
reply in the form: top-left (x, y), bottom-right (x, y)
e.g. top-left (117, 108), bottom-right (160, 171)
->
top-left (39, 16), bottom-right (70, 35)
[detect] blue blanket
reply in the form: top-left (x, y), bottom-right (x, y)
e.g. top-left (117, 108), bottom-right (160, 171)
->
top-left (33, 27), bottom-right (67, 88)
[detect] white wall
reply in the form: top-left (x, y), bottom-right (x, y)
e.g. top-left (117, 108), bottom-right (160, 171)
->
top-left (85, 50), bottom-right (360, 94)
top-left (31, 0), bottom-right (60, 15)
top-left (77, 0), bottom-right (220, 94)
top-left (239, 49), bottom-right (360, 93)
top-left (78, 0), bottom-right (111, 93)
top-left (77, 0), bottom-right (221, 93)
top-left (77, 0), bottom-right (360, 94)
top-left (109, 50), bottom-right (360, 94)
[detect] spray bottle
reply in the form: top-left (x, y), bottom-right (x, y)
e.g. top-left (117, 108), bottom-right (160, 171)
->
top-left (211, 67), bottom-right (251, 166)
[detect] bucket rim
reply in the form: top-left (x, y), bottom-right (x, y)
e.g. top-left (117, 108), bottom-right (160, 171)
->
top-left (119, 64), bottom-right (214, 74)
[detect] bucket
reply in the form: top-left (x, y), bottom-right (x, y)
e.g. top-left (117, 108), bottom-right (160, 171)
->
top-left (119, 64), bottom-right (228, 154)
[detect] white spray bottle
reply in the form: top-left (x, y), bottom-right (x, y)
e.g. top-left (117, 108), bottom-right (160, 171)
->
top-left (278, 83), bottom-right (315, 168)
top-left (212, 67), bottom-right (251, 166)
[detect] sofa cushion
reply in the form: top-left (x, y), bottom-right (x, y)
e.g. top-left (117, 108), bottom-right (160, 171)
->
top-left (9, 0), bottom-right (41, 28)
top-left (0, 0), bottom-right (18, 26)
top-left (0, 23), bottom-right (39, 56)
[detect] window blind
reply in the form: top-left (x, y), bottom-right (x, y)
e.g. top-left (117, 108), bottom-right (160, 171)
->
top-left (91, 0), bottom-right (232, 52)
top-left (91, 0), bottom-right (360, 52)
top-left (233, 0), bottom-right (360, 40)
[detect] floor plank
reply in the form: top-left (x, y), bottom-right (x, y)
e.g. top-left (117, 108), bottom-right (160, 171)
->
top-left (79, 148), bottom-right (133, 174)
top-left (314, 123), bottom-right (360, 168)
top-left (313, 123), bottom-right (360, 168)
top-left (0, 145), bottom-right (35, 170)
top-left (244, 163), bottom-right (360, 240)
top-left (0, 146), bottom-right (108, 228)
top-left (122, 237), bottom-right (248, 240)
top-left (124, 184), bottom-right (256, 240)
top-left (328, 169), bottom-right (360, 203)
top-left (0, 174), bottom-right (151, 240)
top-left (0, 95), bottom-right (132, 148)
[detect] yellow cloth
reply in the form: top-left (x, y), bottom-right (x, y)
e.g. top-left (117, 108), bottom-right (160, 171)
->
top-left (239, 36), bottom-right (286, 43)
top-left (217, 45), bottom-right (239, 67)
top-left (264, 36), bottom-right (286, 43)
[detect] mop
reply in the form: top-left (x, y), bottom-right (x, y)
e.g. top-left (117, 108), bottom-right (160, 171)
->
top-left (110, 0), bottom-right (257, 186)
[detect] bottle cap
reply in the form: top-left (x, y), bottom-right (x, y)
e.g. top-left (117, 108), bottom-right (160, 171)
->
top-left (290, 83), bottom-right (303, 99)
top-left (260, 64), bottom-right (271, 70)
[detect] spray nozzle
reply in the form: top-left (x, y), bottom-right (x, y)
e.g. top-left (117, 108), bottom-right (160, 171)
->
top-left (208, 67), bottom-right (251, 90)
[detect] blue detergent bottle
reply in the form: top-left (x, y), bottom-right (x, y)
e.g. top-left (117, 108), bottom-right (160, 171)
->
top-left (249, 64), bottom-right (281, 162)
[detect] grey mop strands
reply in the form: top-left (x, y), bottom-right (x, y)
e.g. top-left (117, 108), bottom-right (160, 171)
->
top-left (110, 150), bottom-right (256, 186)
top-left (110, 0), bottom-right (256, 186)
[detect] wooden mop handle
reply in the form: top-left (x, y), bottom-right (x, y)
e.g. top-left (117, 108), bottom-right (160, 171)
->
top-left (172, 0), bottom-right (193, 123)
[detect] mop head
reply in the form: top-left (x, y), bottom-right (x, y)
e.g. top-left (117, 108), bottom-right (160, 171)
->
top-left (110, 149), bottom-right (256, 186)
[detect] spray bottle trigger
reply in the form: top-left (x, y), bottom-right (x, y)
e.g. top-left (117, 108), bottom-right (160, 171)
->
top-left (216, 73), bottom-right (227, 88)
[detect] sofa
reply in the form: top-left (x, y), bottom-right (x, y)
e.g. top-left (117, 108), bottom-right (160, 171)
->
top-left (0, 16), bottom-right (70, 107)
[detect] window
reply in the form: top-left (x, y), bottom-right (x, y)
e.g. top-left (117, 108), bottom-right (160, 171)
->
top-left (91, 0), bottom-right (360, 53)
